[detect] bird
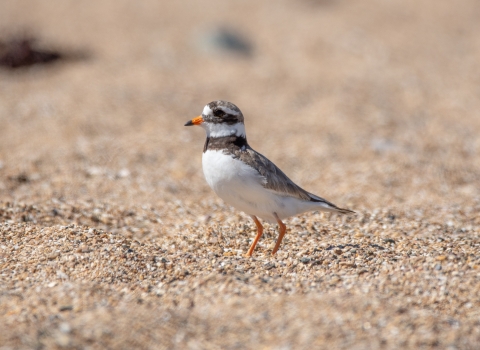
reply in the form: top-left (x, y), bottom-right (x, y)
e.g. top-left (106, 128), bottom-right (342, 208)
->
top-left (185, 100), bottom-right (354, 257)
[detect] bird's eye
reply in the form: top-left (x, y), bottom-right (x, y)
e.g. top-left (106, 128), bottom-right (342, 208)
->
top-left (213, 109), bottom-right (225, 117)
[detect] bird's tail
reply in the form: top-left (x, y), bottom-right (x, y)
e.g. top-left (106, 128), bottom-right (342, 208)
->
top-left (332, 206), bottom-right (355, 215)
top-left (308, 193), bottom-right (355, 215)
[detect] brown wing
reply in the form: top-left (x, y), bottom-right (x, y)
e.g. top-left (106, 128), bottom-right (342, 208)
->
top-left (233, 147), bottom-right (315, 201)
top-left (230, 146), bottom-right (355, 214)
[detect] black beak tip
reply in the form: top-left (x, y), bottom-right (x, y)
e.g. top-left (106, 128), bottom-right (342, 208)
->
top-left (184, 120), bottom-right (194, 126)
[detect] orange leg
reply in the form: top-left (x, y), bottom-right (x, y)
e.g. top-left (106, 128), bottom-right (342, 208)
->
top-left (272, 213), bottom-right (287, 255)
top-left (246, 215), bottom-right (263, 257)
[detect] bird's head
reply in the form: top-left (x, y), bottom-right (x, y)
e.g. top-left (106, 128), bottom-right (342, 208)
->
top-left (185, 100), bottom-right (245, 138)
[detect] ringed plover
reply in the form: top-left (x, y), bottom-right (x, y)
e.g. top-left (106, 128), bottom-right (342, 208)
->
top-left (185, 100), bottom-right (354, 256)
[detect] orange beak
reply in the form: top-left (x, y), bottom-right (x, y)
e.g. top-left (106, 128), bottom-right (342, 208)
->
top-left (184, 115), bottom-right (204, 126)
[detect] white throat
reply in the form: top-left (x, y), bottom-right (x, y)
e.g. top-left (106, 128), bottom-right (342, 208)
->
top-left (202, 122), bottom-right (246, 138)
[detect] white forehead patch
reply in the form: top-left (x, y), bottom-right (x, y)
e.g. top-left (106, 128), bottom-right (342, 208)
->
top-left (202, 105), bottom-right (212, 116)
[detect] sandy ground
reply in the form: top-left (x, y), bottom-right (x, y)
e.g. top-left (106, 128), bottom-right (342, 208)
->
top-left (1, 0), bottom-right (480, 348)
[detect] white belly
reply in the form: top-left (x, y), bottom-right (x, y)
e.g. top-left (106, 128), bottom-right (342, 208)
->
top-left (202, 150), bottom-right (316, 222)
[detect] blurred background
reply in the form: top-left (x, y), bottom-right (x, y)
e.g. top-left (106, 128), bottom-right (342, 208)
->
top-left (2, 1), bottom-right (480, 348)
top-left (1, 0), bottom-right (480, 224)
